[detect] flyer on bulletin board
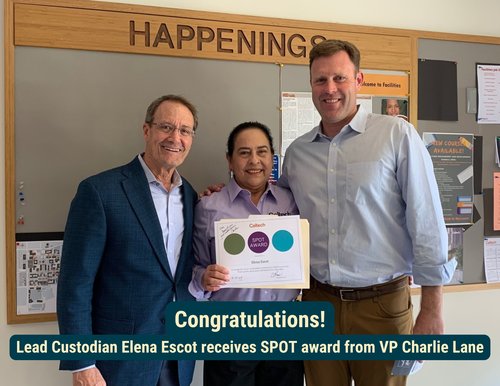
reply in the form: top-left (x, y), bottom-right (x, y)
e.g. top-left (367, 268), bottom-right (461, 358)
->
top-left (423, 132), bottom-right (474, 225)
top-left (214, 215), bottom-right (309, 289)
top-left (484, 237), bottom-right (500, 283)
top-left (494, 172), bottom-right (500, 231)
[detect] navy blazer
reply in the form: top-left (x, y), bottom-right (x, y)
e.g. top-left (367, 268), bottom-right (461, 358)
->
top-left (57, 157), bottom-right (196, 386)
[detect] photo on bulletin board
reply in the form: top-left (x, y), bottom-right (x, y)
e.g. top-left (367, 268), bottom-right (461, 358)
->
top-left (372, 96), bottom-right (409, 121)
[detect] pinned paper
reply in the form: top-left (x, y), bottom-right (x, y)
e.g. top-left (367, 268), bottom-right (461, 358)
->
top-left (494, 173), bottom-right (500, 231)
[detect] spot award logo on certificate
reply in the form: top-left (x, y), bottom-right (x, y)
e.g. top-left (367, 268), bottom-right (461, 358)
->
top-left (214, 215), bottom-right (309, 288)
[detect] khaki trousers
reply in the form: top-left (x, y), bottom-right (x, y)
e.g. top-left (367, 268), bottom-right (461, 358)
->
top-left (302, 281), bottom-right (413, 386)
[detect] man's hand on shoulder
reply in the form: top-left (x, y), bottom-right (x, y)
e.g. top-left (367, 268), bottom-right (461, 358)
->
top-left (198, 183), bottom-right (225, 199)
top-left (73, 367), bottom-right (106, 386)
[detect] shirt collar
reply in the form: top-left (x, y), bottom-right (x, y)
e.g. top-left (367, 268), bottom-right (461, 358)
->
top-left (227, 177), bottom-right (277, 203)
top-left (347, 104), bottom-right (368, 135)
top-left (137, 154), bottom-right (183, 188)
top-left (306, 104), bottom-right (368, 142)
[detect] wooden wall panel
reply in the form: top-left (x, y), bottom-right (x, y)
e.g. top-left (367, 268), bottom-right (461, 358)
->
top-left (14, 2), bottom-right (412, 70)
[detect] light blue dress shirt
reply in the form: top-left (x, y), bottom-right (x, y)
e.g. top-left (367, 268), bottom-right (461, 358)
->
top-left (280, 106), bottom-right (457, 287)
top-left (138, 154), bottom-right (184, 277)
top-left (189, 178), bottom-right (300, 301)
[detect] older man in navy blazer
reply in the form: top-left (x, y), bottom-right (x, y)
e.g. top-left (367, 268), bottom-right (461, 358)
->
top-left (57, 95), bottom-right (198, 386)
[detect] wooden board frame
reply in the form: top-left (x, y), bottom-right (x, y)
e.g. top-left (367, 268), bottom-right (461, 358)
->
top-left (5, 0), bottom-right (500, 324)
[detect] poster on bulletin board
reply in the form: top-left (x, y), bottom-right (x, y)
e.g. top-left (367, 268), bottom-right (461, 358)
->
top-left (423, 132), bottom-right (474, 225)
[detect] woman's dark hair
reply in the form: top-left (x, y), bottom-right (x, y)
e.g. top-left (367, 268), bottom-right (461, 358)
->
top-left (226, 121), bottom-right (275, 156)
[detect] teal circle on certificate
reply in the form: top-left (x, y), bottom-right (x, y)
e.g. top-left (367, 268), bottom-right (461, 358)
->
top-left (224, 233), bottom-right (245, 255)
top-left (272, 230), bottom-right (294, 252)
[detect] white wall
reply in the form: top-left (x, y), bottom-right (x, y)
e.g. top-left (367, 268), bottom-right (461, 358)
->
top-left (2, 1), bottom-right (499, 385)
top-left (96, 0), bottom-right (500, 38)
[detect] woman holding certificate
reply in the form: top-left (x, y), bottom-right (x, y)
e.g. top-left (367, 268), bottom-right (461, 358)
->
top-left (189, 121), bottom-right (303, 386)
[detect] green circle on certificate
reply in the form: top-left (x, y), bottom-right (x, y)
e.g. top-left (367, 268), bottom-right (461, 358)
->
top-left (224, 233), bottom-right (245, 255)
top-left (272, 230), bottom-right (294, 252)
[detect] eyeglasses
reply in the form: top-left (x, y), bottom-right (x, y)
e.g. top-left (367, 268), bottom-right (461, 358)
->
top-left (150, 122), bottom-right (195, 138)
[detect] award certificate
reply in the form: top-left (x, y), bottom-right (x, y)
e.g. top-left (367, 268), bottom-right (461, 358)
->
top-left (214, 215), bottom-right (309, 288)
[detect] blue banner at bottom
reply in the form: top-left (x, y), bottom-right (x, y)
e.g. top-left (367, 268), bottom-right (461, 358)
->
top-left (11, 334), bottom-right (489, 361)
top-left (11, 302), bottom-right (490, 361)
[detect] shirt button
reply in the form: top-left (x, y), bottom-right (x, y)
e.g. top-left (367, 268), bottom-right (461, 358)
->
top-left (332, 143), bottom-right (337, 147)
top-left (331, 260), bottom-right (336, 264)
top-left (330, 198), bottom-right (335, 203)
top-left (330, 168), bottom-right (335, 173)
top-left (331, 229), bottom-right (336, 234)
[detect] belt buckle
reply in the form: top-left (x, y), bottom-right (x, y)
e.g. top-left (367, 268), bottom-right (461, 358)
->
top-left (339, 289), bottom-right (355, 301)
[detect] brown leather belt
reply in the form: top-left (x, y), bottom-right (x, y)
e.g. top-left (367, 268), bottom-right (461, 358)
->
top-left (310, 275), bottom-right (409, 301)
